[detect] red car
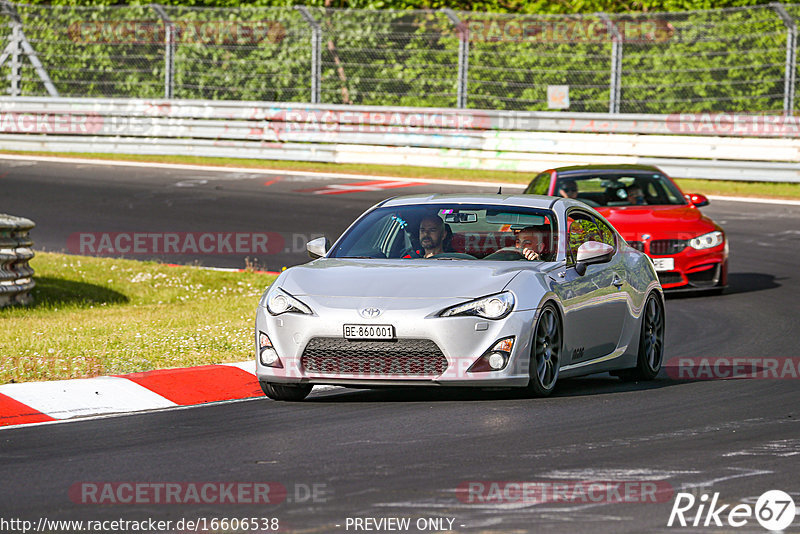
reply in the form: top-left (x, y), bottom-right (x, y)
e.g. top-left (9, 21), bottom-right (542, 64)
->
top-left (524, 164), bottom-right (728, 292)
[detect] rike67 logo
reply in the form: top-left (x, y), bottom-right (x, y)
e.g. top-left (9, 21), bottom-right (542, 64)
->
top-left (668, 490), bottom-right (796, 531)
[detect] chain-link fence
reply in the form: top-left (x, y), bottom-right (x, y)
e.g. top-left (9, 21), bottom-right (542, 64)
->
top-left (1, 1), bottom-right (799, 114)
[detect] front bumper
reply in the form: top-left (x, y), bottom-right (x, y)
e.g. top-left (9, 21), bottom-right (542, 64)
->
top-left (653, 247), bottom-right (727, 291)
top-left (254, 303), bottom-right (538, 388)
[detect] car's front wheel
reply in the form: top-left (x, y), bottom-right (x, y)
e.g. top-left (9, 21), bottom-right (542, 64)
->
top-left (526, 303), bottom-right (562, 397)
top-left (260, 381), bottom-right (313, 401)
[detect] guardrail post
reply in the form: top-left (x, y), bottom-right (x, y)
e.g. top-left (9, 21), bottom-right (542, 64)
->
top-left (0, 214), bottom-right (35, 307)
top-left (295, 6), bottom-right (321, 104)
top-left (772, 3), bottom-right (797, 115)
top-left (441, 8), bottom-right (468, 109)
top-left (151, 4), bottom-right (175, 99)
top-left (599, 13), bottom-right (622, 114)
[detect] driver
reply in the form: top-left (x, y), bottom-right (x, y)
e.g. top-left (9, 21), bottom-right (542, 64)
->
top-left (626, 184), bottom-right (646, 205)
top-left (418, 215), bottom-right (446, 257)
top-left (402, 214), bottom-right (451, 258)
top-left (558, 180), bottom-right (578, 199)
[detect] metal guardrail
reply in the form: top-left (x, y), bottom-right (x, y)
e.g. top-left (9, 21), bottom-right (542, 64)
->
top-left (0, 213), bottom-right (35, 307)
top-left (2, 97), bottom-right (800, 182)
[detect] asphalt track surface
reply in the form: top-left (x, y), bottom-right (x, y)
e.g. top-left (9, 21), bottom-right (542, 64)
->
top-left (2, 159), bottom-right (800, 533)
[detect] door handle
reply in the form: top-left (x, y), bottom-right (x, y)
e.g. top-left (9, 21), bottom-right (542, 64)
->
top-left (612, 275), bottom-right (623, 288)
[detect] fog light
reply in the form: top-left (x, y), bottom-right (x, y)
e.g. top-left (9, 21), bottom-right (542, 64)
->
top-left (260, 348), bottom-right (279, 366)
top-left (488, 352), bottom-right (506, 370)
top-left (468, 336), bottom-right (515, 373)
top-left (258, 331), bottom-right (283, 368)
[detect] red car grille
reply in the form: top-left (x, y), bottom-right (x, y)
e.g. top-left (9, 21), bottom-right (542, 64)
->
top-left (627, 240), bottom-right (645, 252)
top-left (650, 239), bottom-right (687, 256)
top-left (301, 338), bottom-right (448, 376)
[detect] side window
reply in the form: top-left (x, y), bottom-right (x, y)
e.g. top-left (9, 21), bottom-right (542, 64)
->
top-left (594, 218), bottom-right (616, 249)
top-left (524, 172), bottom-right (551, 195)
top-left (566, 211), bottom-right (601, 263)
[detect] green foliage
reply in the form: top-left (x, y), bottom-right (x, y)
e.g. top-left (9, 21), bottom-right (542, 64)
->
top-left (11, 0), bottom-right (790, 14)
top-left (1, 1), bottom-right (797, 113)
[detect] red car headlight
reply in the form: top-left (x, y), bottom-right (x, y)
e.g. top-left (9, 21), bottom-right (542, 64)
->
top-left (689, 231), bottom-right (724, 250)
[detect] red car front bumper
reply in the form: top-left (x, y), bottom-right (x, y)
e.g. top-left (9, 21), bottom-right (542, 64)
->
top-left (628, 240), bottom-right (728, 291)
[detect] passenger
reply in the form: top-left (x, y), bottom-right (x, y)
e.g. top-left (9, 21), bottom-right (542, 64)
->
top-left (558, 180), bottom-right (579, 199)
top-left (515, 226), bottom-right (548, 261)
top-left (484, 226), bottom-right (548, 261)
top-left (626, 184), bottom-right (646, 205)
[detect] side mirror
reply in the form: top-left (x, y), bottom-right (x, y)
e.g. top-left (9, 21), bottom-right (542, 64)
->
top-left (574, 241), bottom-right (614, 276)
top-left (685, 193), bottom-right (709, 207)
top-left (306, 237), bottom-right (330, 259)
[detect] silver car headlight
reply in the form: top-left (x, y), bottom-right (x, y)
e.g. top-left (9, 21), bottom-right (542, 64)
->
top-left (689, 231), bottom-right (724, 250)
top-left (440, 292), bottom-right (515, 320)
top-left (266, 288), bottom-right (313, 316)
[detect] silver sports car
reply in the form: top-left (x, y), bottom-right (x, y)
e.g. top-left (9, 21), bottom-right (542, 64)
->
top-left (255, 194), bottom-right (665, 401)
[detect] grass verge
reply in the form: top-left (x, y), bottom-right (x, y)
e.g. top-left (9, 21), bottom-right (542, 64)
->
top-left (0, 252), bottom-right (276, 384)
top-left (3, 149), bottom-right (799, 200)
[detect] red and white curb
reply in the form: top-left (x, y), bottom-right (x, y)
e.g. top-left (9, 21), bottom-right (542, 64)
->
top-left (0, 361), bottom-right (267, 429)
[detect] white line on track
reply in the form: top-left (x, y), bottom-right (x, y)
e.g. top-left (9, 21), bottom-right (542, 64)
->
top-left (0, 153), bottom-right (521, 190)
top-left (3, 152), bottom-right (799, 205)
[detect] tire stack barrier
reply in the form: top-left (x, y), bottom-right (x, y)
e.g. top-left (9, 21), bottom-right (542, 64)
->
top-left (0, 214), bottom-right (35, 307)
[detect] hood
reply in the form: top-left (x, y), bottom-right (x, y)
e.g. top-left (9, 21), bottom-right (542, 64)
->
top-left (596, 204), bottom-right (720, 240)
top-left (279, 258), bottom-right (535, 299)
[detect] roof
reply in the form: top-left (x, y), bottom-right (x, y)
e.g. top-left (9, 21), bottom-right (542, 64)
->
top-left (380, 193), bottom-right (559, 209)
top-left (552, 164), bottom-right (663, 175)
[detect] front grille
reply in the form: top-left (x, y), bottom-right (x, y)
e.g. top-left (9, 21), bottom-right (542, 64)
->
top-left (627, 240), bottom-right (645, 252)
top-left (301, 338), bottom-right (448, 376)
top-left (657, 272), bottom-right (684, 286)
top-left (650, 239), bottom-right (687, 256)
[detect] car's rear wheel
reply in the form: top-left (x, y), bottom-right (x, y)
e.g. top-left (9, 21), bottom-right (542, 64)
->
top-left (526, 303), bottom-right (562, 397)
top-left (259, 381), bottom-right (312, 401)
top-left (618, 293), bottom-right (664, 381)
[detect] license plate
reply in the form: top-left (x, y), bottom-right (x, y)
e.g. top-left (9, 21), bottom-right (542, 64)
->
top-left (652, 257), bottom-right (675, 272)
top-left (343, 324), bottom-right (395, 340)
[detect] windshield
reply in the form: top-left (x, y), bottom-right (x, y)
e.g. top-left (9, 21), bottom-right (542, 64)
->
top-left (556, 172), bottom-right (686, 207)
top-left (329, 204), bottom-right (558, 261)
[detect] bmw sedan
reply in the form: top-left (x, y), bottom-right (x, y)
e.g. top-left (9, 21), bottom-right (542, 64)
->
top-left (255, 194), bottom-right (665, 401)
top-left (524, 164), bottom-right (728, 292)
